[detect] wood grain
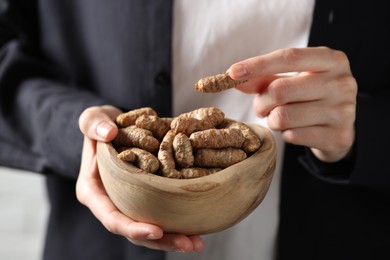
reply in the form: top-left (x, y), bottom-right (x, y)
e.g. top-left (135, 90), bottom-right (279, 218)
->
top-left (97, 124), bottom-right (276, 235)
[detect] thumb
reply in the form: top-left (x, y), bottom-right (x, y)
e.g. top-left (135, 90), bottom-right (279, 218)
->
top-left (79, 105), bottom-right (121, 142)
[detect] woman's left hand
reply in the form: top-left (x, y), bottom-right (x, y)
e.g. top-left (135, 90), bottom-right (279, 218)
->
top-left (229, 47), bottom-right (357, 162)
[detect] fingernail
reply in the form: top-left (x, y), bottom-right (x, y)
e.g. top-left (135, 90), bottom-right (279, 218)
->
top-left (146, 233), bottom-right (159, 240)
top-left (173, 248), bottom-right (185, 253)
top-left (230, 63), bottom-right (249, 78)
top-left (96, 122), bottom-right (113, 139)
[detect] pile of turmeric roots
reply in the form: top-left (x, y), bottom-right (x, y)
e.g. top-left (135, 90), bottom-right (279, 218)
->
top-left (112, 106), bottom-right (262, 179)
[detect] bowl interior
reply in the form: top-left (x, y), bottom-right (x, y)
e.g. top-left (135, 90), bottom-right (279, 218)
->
top-left (97, 124), bottom-right (276, 235)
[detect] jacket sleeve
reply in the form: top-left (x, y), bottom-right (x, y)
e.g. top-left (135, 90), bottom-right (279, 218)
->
top-left (299, 0), bottom-right (390, 191)
top-left (0, 1), bottom-right (107, 179)
top-left (299, 90), bottom-right (390, 191)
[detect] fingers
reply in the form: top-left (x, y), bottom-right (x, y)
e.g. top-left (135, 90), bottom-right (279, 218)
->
top-left (281, 125), bottom-right (355, 162)
top-left (229, 47), bottom-right (350, 80)
top-left (76, 135), bottom-right (162, 243)
top-left (76, 125), bottom-right (205, 253)
top-left (76, 137), bottom-right (204, 252)
top-left (229, 47), bottom-right (357, 162)
top-left (234, 75), bottom-right (281, 94)
top-left (129, 234), bottom-right (205, 253)
top-left (250, 73), bottom-right (328, 116)
top-left (78, 105), bottom-right (122, 142)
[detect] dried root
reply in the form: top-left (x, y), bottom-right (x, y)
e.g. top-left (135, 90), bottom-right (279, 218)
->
top-left (112, 107), bottom-right (261, 179)
top-left (113, 126), bottom-right (159, 153)
top-left (115, 107), bottom-right (157, 128)
top-left (158, 130), bottom-right (181, 178)
top-left (173, 133), bottom-right (194, 168)
top-left (180, 107), bottom-right (225, 126)
top-left (171, 107), bottom-right (225, 135)
top-left (117, 148), bottom-right (136, 162)
top-left (179, 168), bottom-right (221, 179)
top-left (195, 72), bottom-right (247, 93)
top-left (135, 115), bottom-right (172, 140)
top-left (194, 148), bottom-right (247, 168)
top-left (171, 116), bottom-right (214, 136)
top-left (118, 147), bottom-right (159, 173)
top-left (190, 128), bottom-right (245, 149)
top-left (219, 118), bottom-right (262, 153)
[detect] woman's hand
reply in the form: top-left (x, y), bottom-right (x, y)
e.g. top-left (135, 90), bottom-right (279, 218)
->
top-left (229, 47), bottom-right (357, 162)
top-left (77, 105), bottom-right (204, 252)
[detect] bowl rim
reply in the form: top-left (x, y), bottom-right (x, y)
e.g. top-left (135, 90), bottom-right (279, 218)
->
top-left (96, 123), bottom-right (277, 234)
top-left (98, 123), bottom-right (276, 189)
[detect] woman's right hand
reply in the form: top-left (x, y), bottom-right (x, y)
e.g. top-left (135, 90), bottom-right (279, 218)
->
top-left (76, 105), bottom-right (204, 253)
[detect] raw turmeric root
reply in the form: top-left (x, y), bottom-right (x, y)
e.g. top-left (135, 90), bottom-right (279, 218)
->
top-left (118, 147), bottom-right (159, 173)
top-left (117, 148), bottom-right (136, 162)
top-left (195, 72), bottom-right (247, 93)
top-left (171, 116), bottom-right (214, 136)
top-left (112, 107), bottom-right (261, 179)
top-left (171, 107), bottom-right (225, 135)
top-left (135, 115), bottom-right (172, 140)
top-left (158, 130), bottom-right (181, 178)
top-left (179, 168), bottom-right (220, 179)
top-left (113, 126), bottom-right (160, 153)
top-left (219, 118), bottom-right (262, 153)
top-left (115, 107), bottom-right (157, 128)
top-left (189, 128), bottom-right (245, 149)
top-left (173, 133), bottom-right (194, 168)
top-left (194, 148), bottom-right (247, 168)
top-left (180, 107), bottom-right (225, 126)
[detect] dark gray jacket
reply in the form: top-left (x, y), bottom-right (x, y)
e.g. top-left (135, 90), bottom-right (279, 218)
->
top-left (1, 0), bottom-right (389, 259)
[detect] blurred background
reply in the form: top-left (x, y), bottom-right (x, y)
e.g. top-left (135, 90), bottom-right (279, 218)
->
top-left (0, 166), bottom-right (48, 260)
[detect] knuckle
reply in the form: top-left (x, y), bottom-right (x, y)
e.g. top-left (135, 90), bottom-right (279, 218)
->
top-left (253, 95), bottom-right (268, 117)
top-left (330, 49), bottom-right (351, 69)
top-left (340, 104), bottom-right (356, 122)
top-left (75, 182), bottom-right (87, 204)
top-left (102, 212), bottom-right (121, 235)
top-left (268, 78), bottom-right (290, 103)
top-left (281, 129), bottom-right (298, 144)
top-left (339, 76), bottom-right (358, 97)
top-left (252, 57), bottom-right (267, 75)
top-left (268, 106), bottom-right (289, 130)
top-left (328, 105), bottom-right (355, 129)
top-left (328, 129), bottom-right (353, 153)
top-left (78, 106), bottom-right (100, 131)
top-left (331, 49), bottom-right (348, 62)
top-left (281, 48), bottom-right (301, 67)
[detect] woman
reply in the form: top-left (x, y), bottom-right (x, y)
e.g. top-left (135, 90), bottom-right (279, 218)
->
top-left (1, 0), bottom-right (389, 259)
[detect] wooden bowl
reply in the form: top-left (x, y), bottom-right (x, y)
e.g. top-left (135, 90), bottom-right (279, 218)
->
top-left (97, 124), bottom-right (276, 235)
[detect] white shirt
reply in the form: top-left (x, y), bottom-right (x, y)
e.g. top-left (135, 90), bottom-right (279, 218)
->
top-left (168, 1), bottom-right (314, 259)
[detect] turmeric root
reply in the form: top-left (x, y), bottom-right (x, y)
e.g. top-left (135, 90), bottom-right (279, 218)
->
top-left (115, 107), bottom-right (157, 128)
top-left (179, 168), bottom-right (220, 179)
top-left (194, 148), bottom-right (247, 168)
top-left (158, 130), bottom-right (181, 178)
top-left (190, 128), bottom-right (245, 149)
top-left (171, 107), bottom-right (225, 135)
top-left (117, 148), bottom-right (136, 162)
top-left (112, 107), bottom-right (261, 179)
top-left (219, 118), bottom-right (262, 153)
top-left (180, 107), bottom-right (225, 126)
top-left (173, 133), bottom-right (194, 168)
top-left (113, 126), bottom-right (160, 153)
top-left (135, 115), bottom-right (172, 140)
top-left (171, 116), bottom-right (214, 136)
top-left (118, 147), bottom-right (159, 173)
top-left (195, 72), bottom-right (247, 93)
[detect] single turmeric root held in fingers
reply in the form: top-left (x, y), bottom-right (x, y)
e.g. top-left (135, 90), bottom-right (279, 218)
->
top-left (195, 72), bottom-right (247, 93)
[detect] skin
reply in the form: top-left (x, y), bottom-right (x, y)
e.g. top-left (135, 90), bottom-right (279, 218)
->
top-left (230, 47), bottom-right (357, 162)
top-left (76, 46), bottom-right (357, 252)
top-left (77, 105), bottom-right (204, 253)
